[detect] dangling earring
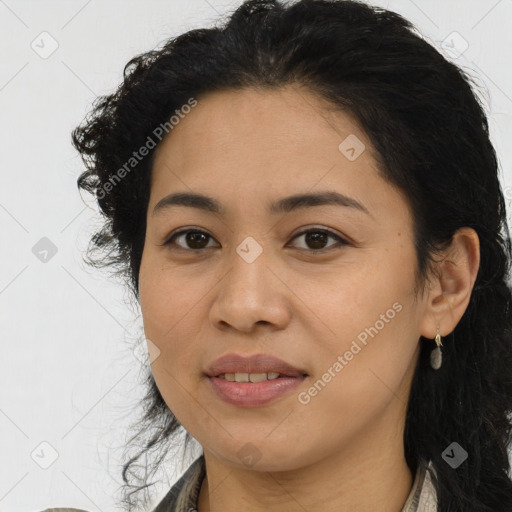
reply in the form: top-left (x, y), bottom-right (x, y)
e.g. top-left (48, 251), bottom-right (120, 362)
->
top-left (430, 327), bottom-right (443, 370)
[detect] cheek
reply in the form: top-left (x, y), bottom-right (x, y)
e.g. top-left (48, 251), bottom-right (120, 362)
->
top-left (139, 252), bottom-right (204, 340)
top-left (138, 252), bottom-right (212, 385)
top-left (139, 256), bottom-right (205, 429)
top-left (304, 250), bottom-right (419, 402)
top-left (302, 252), bottom-right (412, 346)
top-left (295, 306), bottom-right (418, 455)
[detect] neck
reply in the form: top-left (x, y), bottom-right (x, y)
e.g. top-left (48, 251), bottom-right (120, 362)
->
top-left (197, 409), bottom-right (414, 512)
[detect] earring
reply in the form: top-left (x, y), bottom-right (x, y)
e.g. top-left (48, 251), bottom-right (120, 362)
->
top-left (430, 327), bottom-right (443, 370)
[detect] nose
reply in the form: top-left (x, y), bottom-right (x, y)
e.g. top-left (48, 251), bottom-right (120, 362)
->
top-left (208, 239), bottom-right (292, 334)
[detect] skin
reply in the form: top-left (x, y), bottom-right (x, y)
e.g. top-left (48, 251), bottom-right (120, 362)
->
top-left (138, 85), bottom-right (480, 512)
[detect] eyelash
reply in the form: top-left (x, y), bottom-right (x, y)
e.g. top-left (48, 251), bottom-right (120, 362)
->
top-left (162, 226), bottom-right (349, 254)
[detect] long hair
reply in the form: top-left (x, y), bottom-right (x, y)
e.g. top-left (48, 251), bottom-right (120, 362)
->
top-left (71, 1), bottom-right (512, 510)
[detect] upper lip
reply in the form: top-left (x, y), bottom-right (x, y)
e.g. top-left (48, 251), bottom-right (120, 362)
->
top-left (205, 353), bottom-right (308, 378)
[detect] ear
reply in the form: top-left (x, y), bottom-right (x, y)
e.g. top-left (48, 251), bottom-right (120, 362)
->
top-left (419, 227), bottom-right (480, 339)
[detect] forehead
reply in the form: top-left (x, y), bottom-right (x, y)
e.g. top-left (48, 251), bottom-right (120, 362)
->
top-left (154, 85), bottom-right (372, 167)
top-left (149, 86), bottom-right (410, 225)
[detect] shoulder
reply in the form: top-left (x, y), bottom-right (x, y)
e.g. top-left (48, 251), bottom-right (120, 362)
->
top-left (401, 458), bottom-right (438, 512)
top-left (35, 455), bottom-right (205, 512)
top-left (152, 454), bottom-right (206, 512)
top-left (417, 460), bottom-right (438, 511)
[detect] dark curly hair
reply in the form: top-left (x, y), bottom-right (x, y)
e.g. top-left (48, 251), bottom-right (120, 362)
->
top-left (71, 0), bottom-right (512, 510)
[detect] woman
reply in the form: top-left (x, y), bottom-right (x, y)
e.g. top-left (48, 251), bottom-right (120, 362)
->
top-left (45, 0), bottom-right (512, 510)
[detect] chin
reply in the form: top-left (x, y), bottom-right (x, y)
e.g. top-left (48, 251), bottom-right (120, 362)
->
top-left (204, 435), bottom-right (314, 472)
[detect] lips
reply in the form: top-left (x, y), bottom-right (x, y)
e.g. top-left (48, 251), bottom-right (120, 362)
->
top-left (205, 353), bottom-right (308, 379)
top-left (205, 353), bottom-right (308, 407)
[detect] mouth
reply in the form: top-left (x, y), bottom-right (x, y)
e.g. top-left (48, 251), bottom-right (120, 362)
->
top-left (204, 353), bottom-right (308, 407)
top-left (215, 371), bottom-right (307, 382)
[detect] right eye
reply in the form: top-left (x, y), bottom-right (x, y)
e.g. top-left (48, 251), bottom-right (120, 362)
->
top-left (163, 228), bottom-right (219, 251)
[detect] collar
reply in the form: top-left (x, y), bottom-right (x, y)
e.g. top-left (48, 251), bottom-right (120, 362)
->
top-left (152, 455), bottom-right (438, 512)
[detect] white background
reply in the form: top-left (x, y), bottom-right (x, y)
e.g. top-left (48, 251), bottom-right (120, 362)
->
top-left (1, 1), bottom-right (512, 511)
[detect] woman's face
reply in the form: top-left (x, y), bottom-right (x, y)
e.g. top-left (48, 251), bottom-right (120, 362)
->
top-left (139, 85), bottom-right (432, 471)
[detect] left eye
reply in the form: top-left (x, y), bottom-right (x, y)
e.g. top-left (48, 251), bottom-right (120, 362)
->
top-left (163, 227), bottom-right (348, 252)
top-left (290, 228), bottom-right (348, 251)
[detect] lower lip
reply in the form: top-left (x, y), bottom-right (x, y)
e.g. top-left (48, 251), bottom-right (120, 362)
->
top-left (207, 375), bottom-right (306, 407)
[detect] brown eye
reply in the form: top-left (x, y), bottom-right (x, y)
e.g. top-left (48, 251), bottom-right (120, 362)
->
top-left (163, 227), bottom-right (348, 253)
top-left (164, 229), bottom-right (218, 250)
top-left (290, 228), bottom-right (348, 252)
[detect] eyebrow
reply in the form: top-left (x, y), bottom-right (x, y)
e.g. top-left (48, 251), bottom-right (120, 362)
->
top-left (152, 190), bottom-right (371, 217)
